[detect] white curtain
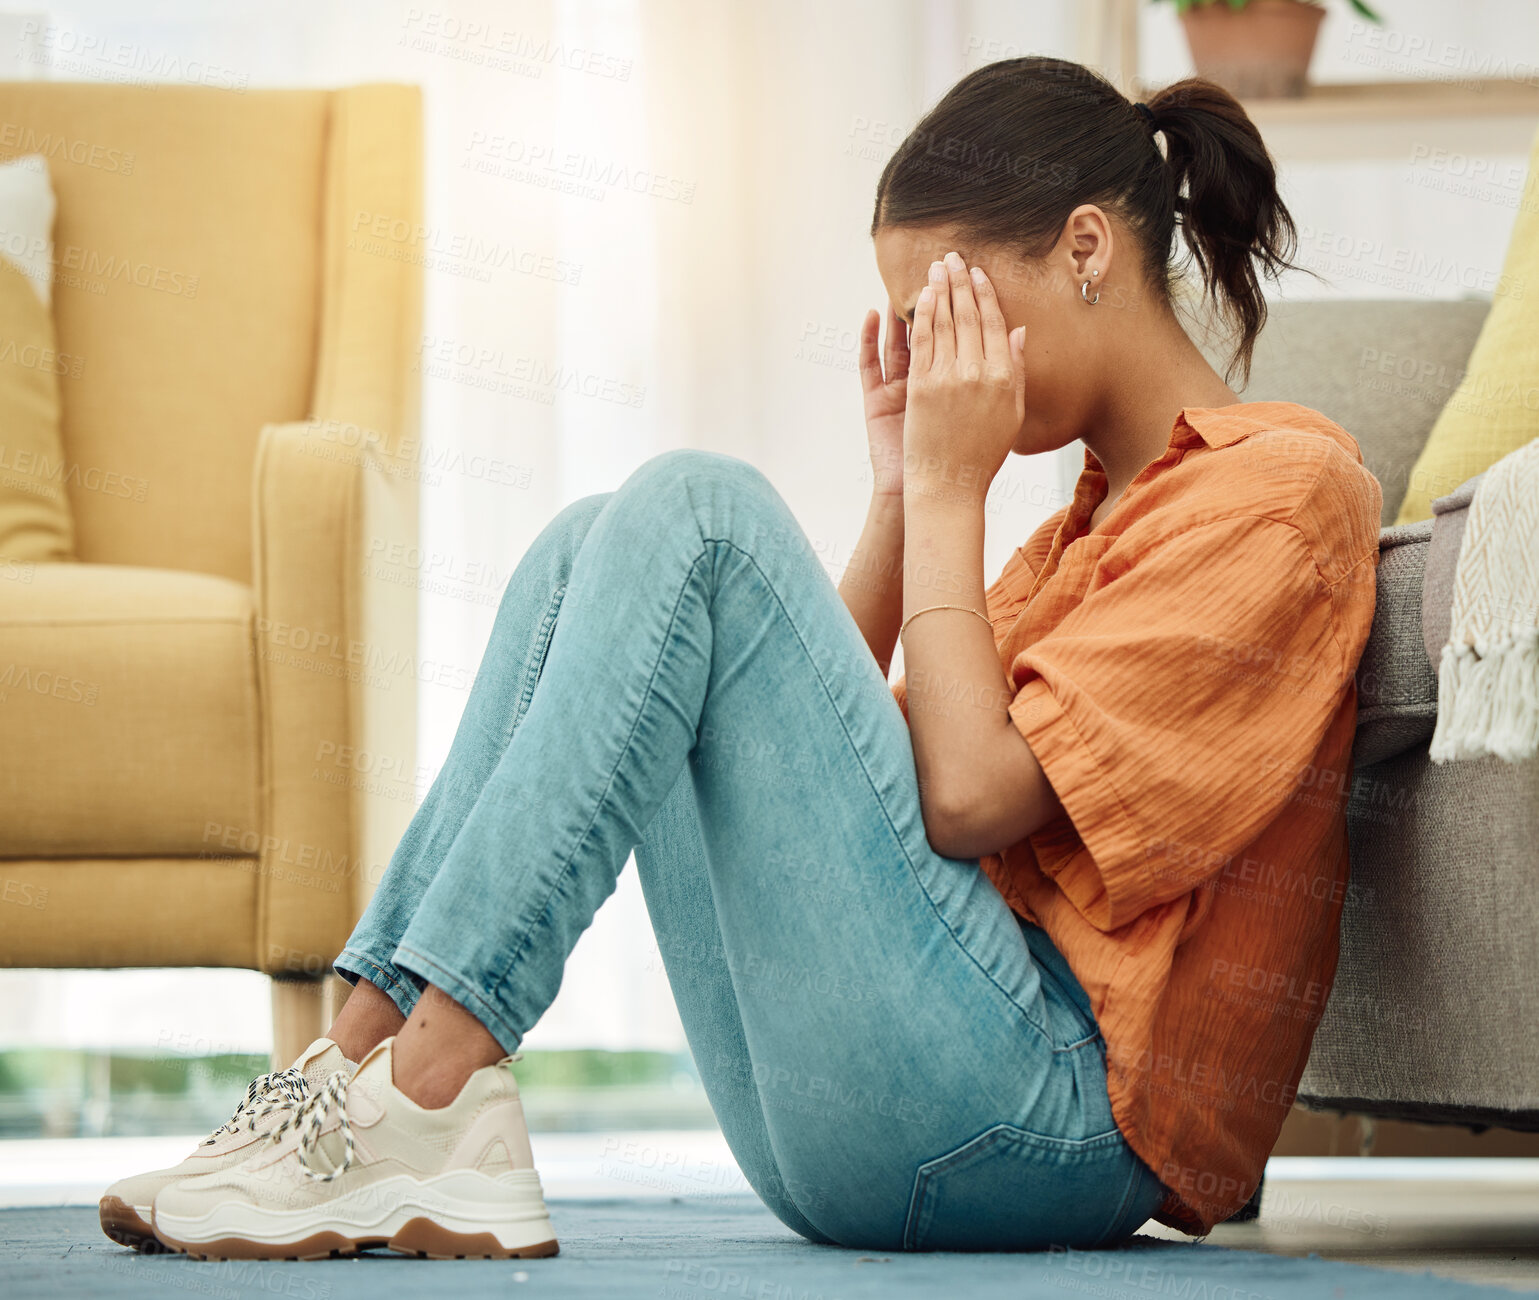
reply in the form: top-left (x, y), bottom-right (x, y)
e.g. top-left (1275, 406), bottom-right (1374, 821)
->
top-left (401, 0), bottom-right (1080, 1050)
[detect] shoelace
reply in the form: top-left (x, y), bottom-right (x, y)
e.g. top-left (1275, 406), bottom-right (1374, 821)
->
top-left (258, 1053), bottom-right (527, 1183)
top-left (203, 1066), bottom-right (312, 1146)
top-left (266, 1067), bottom-right (355, 1182)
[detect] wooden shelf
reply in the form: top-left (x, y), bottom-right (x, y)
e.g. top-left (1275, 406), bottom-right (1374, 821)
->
top-left (1233, 79), bottom-right (1539, 160)
top-left (1082, 0), bottom-right (1539, 162)
top-left (1242, 78), bottom-right (1539, 123)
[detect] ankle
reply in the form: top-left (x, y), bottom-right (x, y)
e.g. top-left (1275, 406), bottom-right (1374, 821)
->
top-left (326, 978), bottom-right (406, 1064)
top-left (390, 985), bottom-right (506, 1110)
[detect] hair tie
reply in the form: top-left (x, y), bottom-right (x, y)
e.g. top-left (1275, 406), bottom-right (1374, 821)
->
top-left (1133, 101), bottom-right (1156, 128)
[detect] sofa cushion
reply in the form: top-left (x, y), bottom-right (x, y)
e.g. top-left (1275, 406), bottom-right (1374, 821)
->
top-left (0, 563), bottom-right (260, 856)
top-left (1395, 121), bottom-right (1539, 523)
top-left (1237, 299), bottom-right (1489, 528)
top-left (0, 857), bottom-right (261, 969)
top-left (1352, 520), bottom-right (1438, 768)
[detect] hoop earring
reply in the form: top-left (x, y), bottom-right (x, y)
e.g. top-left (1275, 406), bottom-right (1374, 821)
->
top-left (1081, 278), bottom-right (1100, 305)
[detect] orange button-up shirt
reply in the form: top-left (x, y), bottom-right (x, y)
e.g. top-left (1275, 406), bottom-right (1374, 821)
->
top-left (894, 402), bottom-right (1382, 1233)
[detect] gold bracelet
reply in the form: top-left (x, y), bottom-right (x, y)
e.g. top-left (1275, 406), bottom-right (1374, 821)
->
top-left (899, 603), bottom-right (992, 640)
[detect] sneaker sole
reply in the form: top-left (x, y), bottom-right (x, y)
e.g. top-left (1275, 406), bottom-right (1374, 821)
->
top-left (153, 1219), bottom-right (560, 1262)
top-left (151, 1170), bottom-right (559, 1261)
top-left (99, 1196), bottom-right (175, 1253)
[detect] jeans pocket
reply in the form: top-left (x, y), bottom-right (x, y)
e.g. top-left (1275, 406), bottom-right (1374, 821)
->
top-left (901, 1123), bottom-right (1144, 1252)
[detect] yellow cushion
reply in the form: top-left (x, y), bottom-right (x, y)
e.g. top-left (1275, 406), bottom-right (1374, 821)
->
top-left (0, 858), bottom-right (259, 969)
top-left (0, 563), bottom-right (260, 856)
top-left (0, 156), bottom-right (72, 560)
top-left (1397, 126), bottom-right (1539, 522)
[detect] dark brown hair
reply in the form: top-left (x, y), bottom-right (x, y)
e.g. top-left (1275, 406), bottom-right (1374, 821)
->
top-left (871, 58), bottom-right (1300, 383)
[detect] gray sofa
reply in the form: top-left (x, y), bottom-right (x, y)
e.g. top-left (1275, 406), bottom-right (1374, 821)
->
top-left (1237, 300), bottom-right (1539, 1133)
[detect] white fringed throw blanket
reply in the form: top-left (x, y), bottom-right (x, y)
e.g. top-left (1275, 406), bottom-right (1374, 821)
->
top-left (1431, 438), bottom-right (1539, 763)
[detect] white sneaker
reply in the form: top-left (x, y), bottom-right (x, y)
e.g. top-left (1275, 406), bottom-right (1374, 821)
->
top-left (150, 1038), bottom-right (559, 1261)
top-left (97, 1038), bottom-right (353, 1251)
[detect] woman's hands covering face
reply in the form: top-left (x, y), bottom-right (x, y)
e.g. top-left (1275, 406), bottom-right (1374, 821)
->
top-left (857, 304), bottom-right (910, 497)
top-left (903, 251), bottom-right (1026, 506)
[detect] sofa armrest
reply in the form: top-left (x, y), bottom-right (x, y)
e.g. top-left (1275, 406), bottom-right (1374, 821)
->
top-left (241, 82), bottom-right (426, 978)
top-left (1353, 520), bottom-right (1437, 768)
top-left (251, 419), bottom-right (416, 977)
top-left (1422, 472), bottom-right (1484, 668)
top-left (312, 84), bottom-right (423, 923)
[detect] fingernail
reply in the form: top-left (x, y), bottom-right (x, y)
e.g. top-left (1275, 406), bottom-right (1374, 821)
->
top-left (919, 285), bottom-right (934, 304)
top-left (928, 261), bottom-right (945, 283)
top-left (944, 251), bottom-right (964, 270)
top-left (969, 267), bottom-right (985, 286)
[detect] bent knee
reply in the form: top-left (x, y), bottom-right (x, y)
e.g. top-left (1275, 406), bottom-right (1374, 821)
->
top-left (530, 491), bottom-right (611, 559)
top-left (626, 448), bottom-right (775, 502)
top-left (502, 494), bottom-right (613, 607)
top-left (553, 491), bottom-right (613, 534)
top-left (612, 451), bottom-right (809, 568)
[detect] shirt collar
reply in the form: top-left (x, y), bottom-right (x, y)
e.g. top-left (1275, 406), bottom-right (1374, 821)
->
top-left (1062, 402), bottom-right (1352, 544)
top-left (1175, 402), bottom-right (1333, 450)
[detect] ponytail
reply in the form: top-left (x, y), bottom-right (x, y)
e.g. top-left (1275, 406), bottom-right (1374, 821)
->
top-left (1143, 78), bottom-right (1300, 383)
top-left (873, 59), bottom-right (1301, 384)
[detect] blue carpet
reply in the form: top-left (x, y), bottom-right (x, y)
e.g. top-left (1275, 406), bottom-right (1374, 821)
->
top-left (0, 1198), bottom-right (1505, 1298)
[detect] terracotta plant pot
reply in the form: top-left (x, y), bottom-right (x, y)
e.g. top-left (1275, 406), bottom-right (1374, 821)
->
top-left (1179, 0), bottom-right (1326, 100)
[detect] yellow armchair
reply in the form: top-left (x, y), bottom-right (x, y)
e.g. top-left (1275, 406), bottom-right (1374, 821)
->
top-left (0, 82), bottom-right (423, 1064)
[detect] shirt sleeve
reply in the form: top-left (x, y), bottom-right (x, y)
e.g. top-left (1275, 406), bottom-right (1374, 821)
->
top-left (1006, 514), bottom-right (1348, 932)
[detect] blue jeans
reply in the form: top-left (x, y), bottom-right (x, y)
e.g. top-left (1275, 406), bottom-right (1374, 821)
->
top-left (336, 450), bottom-right (1168, 1251)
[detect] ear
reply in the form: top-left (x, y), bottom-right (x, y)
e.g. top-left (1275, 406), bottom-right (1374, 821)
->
top-left (1053, 205), bottom-right (1115, 285)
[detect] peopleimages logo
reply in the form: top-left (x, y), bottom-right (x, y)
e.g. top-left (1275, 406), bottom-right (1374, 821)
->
top-left (15, 20), bottom-right (249, 90)
top-left (400, 9), bottom-right (634, 81)
top-left (0, 123), bottom-right (134, 173)
top-left (350, 211), bottom-right (584, 286)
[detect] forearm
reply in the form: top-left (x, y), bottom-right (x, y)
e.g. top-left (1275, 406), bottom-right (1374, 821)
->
top-left (901, 489), bottom-right (1060, 858)
top-left (838, 492), bottom-right (905, 675)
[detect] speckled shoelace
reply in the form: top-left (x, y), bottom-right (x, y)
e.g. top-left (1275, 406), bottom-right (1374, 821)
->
top-left (265, 1068), bottom-right (355, 1182)
top-left (202, 1065), bottom-right (311, 1145)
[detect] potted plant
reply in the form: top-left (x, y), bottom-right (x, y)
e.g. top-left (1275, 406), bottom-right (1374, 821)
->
top-left (1157, 0), bottom-right (1382, 100)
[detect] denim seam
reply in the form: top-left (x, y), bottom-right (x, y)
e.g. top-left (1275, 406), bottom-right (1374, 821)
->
top-left (336, 948), bottom-right (406, 997)
top-left (1093, 1155), bottom-right (1145, 1248)
top-left (386, 580), bottom-right (566, 1003)
top-left (482, 549), bottom-right (710, 1007)
top-left (699, 535), bottom-right (1056, 1047)
top-left (902, 1167), bottom-right (928, 1250)
top-left (335, 948), bottom-right (420, 1019)
top-left (510, 582), bottom-right (566, 743)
